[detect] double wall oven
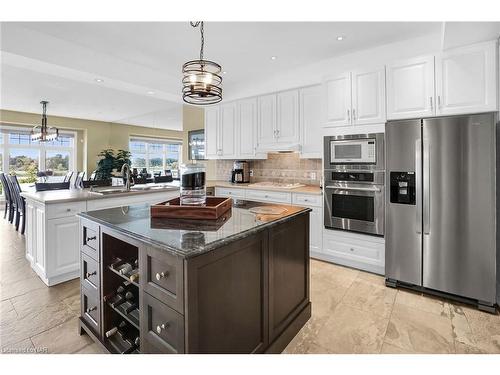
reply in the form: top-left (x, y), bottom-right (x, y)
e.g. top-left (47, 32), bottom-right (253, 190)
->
top-left (323, 133), bottom-right (385, 236)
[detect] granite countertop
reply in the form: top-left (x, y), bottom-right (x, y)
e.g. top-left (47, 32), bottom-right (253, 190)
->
top-left (78, 200), bottom-right (310, 258)
top-left (206, 180), bottom-right (322, 195)
top-left (21, 182), bottom-right (180, 204)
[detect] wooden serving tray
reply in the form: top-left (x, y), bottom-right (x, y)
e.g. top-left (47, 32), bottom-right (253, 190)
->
top-left (150, 196), bottom-right (232, 220)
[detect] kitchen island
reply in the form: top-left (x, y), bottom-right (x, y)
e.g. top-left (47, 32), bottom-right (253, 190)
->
top-left (21, 184), bottom-right (179, 286)
top-left (77, 200), bottom-right (311, 354)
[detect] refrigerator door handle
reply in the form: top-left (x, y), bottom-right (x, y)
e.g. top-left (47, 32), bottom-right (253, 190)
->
top-left (423, 138), bottom-right (430, 234)
top-left (415, 139), bottom-right (422, 234)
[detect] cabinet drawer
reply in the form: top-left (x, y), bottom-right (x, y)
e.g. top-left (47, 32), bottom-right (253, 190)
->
top-left (46, 201), bottom-right (86, 219)
top-left (141, 293), bottom-right (185, 354)
top-left (323, 233), bottom-right (383, 263)
top-left (245, 189), bottom-right (291, 204)
top-left (81, 220), bottom-right (100, 262)
top-left (140, 246), bottom-right (184, 314)
top-left (292, 193), bottom-right (322, 207)
top-left (81, 286), bottom-right (100, 336)
top-left (215, 187), bottom-right (245, 199)
top-left (81, 252), bottom-right (100, 292)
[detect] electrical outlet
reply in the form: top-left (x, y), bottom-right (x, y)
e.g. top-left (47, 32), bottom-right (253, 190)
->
top-left (310, 172), bottom-right (317, 180)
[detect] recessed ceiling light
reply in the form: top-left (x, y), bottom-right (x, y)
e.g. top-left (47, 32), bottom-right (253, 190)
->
top-left (336, 36), bottom-right (345, 41)
top-left (147, 91), bottom-right (155, 95)
top-left (222, 71), bottom-right (227, 75)
top-left (270, 56), bottom-right (277, 60)
top-left (94, 78), bottom-right (104, 83)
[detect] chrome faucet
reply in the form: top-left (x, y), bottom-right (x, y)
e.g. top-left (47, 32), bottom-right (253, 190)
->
top-left (121, 163), bottom-right (133, 191)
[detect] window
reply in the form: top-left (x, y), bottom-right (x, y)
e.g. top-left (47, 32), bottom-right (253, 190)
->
top-left (0, 126), bottom-right (77, 184)
top-left (129, 137), bottom-right (182, 178)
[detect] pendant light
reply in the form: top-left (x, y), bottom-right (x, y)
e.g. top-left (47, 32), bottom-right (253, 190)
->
top-left (182, 22), bottom-right (223, 105)
top-left (31, 101), bottom-right (59, 142)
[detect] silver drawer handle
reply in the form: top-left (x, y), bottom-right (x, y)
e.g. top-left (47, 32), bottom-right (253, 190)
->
top-left (325, 185), bottom-right (381, 193)
top-left (156, 271), bottom-right (169, 281)
top-left (85, 271), bottom-right (97, 278)
top-left (350, 248), bottom-right (355, 252)
top-left (86, 306), bottom-right (97, 313)
top-left (156, 322), bottom-right (170, 334)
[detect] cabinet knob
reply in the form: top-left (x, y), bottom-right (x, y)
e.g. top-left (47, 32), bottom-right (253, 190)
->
top-left (85, 271), bottom-right (97, 279)
top-left (156, 322), bottom-right (170, 334)
top-left (86, 306), bottom-right (97, 313)
top-left (350, 248), bottom-right (354, 252)
top-left (66, 208), bottom-right (71, 212)
top-left (86, 236), bottom-right (96, 242)
top-left (155, 271), bottom-right (169, 281)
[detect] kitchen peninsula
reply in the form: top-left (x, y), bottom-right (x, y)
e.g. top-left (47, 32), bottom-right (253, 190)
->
top-left (77, 200), bottom-right (311, 353)
top-left (21, 184), bottom-right (180, 286)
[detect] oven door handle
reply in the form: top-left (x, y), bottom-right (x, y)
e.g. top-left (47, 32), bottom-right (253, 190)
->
top-left (324, 185), bottom-right (381, 193)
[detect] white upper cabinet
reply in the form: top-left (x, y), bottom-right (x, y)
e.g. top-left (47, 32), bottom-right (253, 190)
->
top-left (276, 89), bottom-right (300, 144)
top-left (220, 103), bottom-right (237, 158)
top-left (299, 85), bottom-right (322, 158)
top-left (324, 73), bottom-right (352, 127)
top-left (257, 93), bottom-right (277, 148)
top-left (435, 41), bottom-right (498, 115)
top-left (238, 98), bottom-right (264, 159)
top-left (386, 55), bottom-right (435, 120)
top-left (351, 67), bottom-right (386, 125)
top-left (204, 106), bottom-right (219, 159)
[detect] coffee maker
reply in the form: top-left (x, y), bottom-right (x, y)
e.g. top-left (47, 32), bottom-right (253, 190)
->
top-left (231, 160), bottom-right (250, 183)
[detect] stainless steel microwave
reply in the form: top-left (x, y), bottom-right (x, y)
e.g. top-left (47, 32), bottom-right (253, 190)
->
top-left (324, 133), bottom-right (384, 169)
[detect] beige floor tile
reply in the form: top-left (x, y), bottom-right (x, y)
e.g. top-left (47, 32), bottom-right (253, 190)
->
top-left (314, 303), bottom-right (389, 354)
top-left (283, 315), bottom-right (329, 354)
top-left (0, 299), bottom-right (17, 322)
top-left (1, 338), bottom-right (35, 354)
top-left (62, 293), bottom-right (81, 315)
top-left (0, 300), bottom-right (75, 347)
top-left (342, 279), bottom-right (397, 318)
top-left (0, 257), bottom-right (37, 284)
top-left (385, 303), bottom-right (454, 354)
top-left (31, 317), bottom-right (93, 354)
top-left (394, 289), bottom-right (451, 318)
top-left (73, 342), bottom-right (106, 354)
top-left (0, 276), bottom-right (46, 301)
top-left (356, 271), bottom-right (386, 287)
top-left (460, 305), bottom-right (500, 353)
top-left (380, 342), bottom-right (411, 354)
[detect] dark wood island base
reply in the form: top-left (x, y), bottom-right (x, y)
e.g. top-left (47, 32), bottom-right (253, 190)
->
top-left (78, 204), bottom-right (311, 354)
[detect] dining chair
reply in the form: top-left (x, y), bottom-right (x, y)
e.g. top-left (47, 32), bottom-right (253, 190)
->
top-left (35, 182), bottom-right (71, 192)
top-left (74, 171), bottom-right (85, 188)
top-left (0, 173), bottom-right (15, 222)
top-left (8, 175), bottom-right (26, 234)
top-left (63, 171), bottom-right (74, 183)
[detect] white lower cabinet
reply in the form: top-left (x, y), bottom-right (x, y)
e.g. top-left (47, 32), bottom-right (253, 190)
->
top-left (319, 229), bottom-right (385, 275)
top-left (46, 216), bottom-right (80, 283)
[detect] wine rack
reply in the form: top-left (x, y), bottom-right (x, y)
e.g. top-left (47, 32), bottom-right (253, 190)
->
top-left (101, 233), bottom-right (141, 353)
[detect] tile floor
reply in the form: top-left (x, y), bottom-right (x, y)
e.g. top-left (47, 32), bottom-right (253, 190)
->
top-left (0, 213), bottom-right (499, 354)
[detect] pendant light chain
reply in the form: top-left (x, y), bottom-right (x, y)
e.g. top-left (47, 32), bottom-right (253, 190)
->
top-left (190, 21), bottom-right (205, 62)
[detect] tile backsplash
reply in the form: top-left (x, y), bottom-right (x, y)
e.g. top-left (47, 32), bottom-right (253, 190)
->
top-left (215, 153), bottom-right (322, 186)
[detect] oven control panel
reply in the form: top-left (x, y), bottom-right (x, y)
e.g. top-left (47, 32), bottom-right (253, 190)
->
top-left (390, 172), bottom-right (416, 205)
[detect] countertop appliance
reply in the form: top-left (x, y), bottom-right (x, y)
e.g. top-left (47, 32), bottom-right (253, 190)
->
top-left (385, 113), bottom-right (499, 312)
top-left (323, 133), bottom-right (385, 236)
top-left (231, 160), bottom-right (250, 183)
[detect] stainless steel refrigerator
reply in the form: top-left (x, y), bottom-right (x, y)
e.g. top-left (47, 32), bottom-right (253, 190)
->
top-left (385, 113), bottom-right (498, 312)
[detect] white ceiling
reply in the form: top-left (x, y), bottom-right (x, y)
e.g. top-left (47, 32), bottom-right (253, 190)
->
top-left (1, 22), bottom-right (498, 130)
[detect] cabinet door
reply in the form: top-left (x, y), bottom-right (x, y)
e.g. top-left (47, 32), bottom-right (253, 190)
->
top-left (257, 94), bottom-right (277, 148)
top-left (324, 73), bottom-right (352, 127)
top-left (220, 103), bottom-right (237, 158)
top-left (47, 216), bottom-right (80, 278)
top-left (204, 106), bottom-right (220, 159)
top-left (309, 206), bottom-right (323, 254)
top-left (276, 89), bottom-right (300, 144)
top-left (299, 85), bottom-right (322, 158)
top-left (351, 67), bottom-right (386, 125)
top-left (238, 98), bottom-right (258, 158)
top-left (386, 55), bottom-right (435, 120)
top-left (436, 41), bottom-right (497, 115)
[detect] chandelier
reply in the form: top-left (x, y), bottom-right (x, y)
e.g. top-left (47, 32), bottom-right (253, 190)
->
top-left (31, 101), bottom-right (59, 142)
top-left (182, 22), bottom-right (222, 105)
